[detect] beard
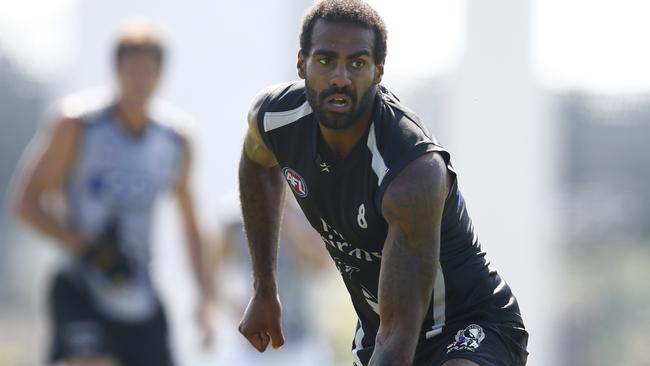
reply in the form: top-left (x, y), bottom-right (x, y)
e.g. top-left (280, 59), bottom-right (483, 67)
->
top-left (305, 79), bottom-right (377, 130)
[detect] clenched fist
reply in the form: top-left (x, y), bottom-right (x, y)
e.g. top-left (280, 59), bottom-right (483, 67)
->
top-left (238, 290), bottom-right (285, 352)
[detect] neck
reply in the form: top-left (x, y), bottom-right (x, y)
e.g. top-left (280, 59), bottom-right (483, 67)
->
top-left (319, 103), bottom-right (374, 160)
top-left (115, 96), bottom-right (149, 135)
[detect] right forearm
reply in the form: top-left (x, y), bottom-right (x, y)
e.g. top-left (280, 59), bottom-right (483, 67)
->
top-left (15, 197), bottom-right (85, 254)
top-left (238, 151), bottom-right (286, 290)
top-left (12, 114), bottom-right (84, 254)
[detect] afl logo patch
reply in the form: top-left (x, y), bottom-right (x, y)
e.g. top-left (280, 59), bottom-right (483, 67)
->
top-left (282, 167), bottom-right (308, 198)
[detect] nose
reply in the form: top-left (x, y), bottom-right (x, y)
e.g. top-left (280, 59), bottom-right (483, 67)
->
top-left (330, 62), bottom-right (351, 89)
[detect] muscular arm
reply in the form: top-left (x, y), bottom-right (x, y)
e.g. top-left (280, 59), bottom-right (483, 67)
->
top-left (237, 92), bottom-right (286, 351)
top-left (239, 154), bottom-right (286, 291)
top-left (12, 114), bottom-right (86, 254)
top-left (369, 152), bottom-right (451, 366)
top-left (239, 93), bottom-right (284, 292)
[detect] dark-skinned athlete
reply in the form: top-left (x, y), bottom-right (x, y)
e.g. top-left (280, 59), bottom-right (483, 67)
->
top-left (237, 1), bottom-right (528, 365)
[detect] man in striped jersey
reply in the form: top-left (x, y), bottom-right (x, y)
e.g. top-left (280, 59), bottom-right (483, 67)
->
top-left (237, 1), bottom-right (528, 365)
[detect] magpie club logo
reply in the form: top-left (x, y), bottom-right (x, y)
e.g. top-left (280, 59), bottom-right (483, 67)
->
top-left (282, 167), bottom-right (308, 198)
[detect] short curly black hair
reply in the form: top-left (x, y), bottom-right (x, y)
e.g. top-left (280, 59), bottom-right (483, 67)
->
top-left (300, 0), bottom-right (388, 64)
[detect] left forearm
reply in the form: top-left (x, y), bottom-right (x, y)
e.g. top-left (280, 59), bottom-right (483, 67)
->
top-left (369, 279), bottom-right (433, 364)
top-left (186, 231), bottom-right (213, 297)
top-left (178, 186), bottom-right (214, 298)
top-left (370, 314), bottom-right (427, 365)
top-left (369, 331), bottom-right (418, 366)
top-left (369, 233), bottom-right (437, 366)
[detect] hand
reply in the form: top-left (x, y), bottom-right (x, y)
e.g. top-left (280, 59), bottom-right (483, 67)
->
top-left (196, 292), bottom-right (217, 349)
top-left (238, 291), bottom-right (285, 352)
top-left (82, 220), bottom-right (133, 283)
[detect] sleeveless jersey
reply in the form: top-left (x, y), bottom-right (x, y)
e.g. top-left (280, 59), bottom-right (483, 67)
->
top-left (64, 98), bottom-right (185, 322)
top-left (254, 81), bottom-right (524, 364)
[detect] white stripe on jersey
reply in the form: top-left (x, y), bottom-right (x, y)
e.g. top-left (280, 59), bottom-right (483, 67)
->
top-left (352, 320), bottom-right (365, 365)
top-left (263, 101), bottom-right (313, 132)
top-left (426, 262), bottom-right (447, 339)
top-left (366, 123), bottom-right (389, 186)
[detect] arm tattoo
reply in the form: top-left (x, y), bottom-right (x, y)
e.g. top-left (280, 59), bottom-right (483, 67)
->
top-left (369, 152), bottom-right (449, 365)
top-left (238, 150), bottom-right (286, 288)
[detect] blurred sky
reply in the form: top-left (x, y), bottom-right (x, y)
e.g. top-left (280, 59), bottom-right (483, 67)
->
top-left (532, 0), bottom-right (650, 92)
top-left (3, 0), bottom-right (650, 91)
top-left (0, 0), bottom-right (466, 81)
top-left (0, 0), bottom-right (471, 218)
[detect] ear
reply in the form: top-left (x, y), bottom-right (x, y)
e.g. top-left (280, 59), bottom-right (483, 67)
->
top-left (374, 62), bottom-right (384, 84)
top-left (297, 50), bottom-right (306, 79)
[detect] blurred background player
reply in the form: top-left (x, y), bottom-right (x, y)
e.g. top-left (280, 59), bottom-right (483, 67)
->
top-left (11, 20), bottom-right (215, 366)
top-left (208, 191), bottom-right (335, 365)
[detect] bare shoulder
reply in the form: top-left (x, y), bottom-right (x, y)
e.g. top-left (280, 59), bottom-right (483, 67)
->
top-left (147, 100), bottom-right (197, 163)
top-left (381, 152), bottom-right (450, 223)
top-left (44, 108), bottom-right (83, 142)
top-left (243, 85), bottom-right (285, 167)
top-left (247, 82), bottom-right (291, 129)
top-left (46, 89), bottom-right (117, 140)
top-left (56, 88), bottom-right (111, 121)
top-left (15, 97), bottom-right (86, 191)
top-left (150, 99), bottom-right (194, 140)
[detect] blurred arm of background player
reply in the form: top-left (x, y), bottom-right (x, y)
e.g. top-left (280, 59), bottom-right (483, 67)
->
top-left (280, 200), bottom-right (330, 272)
top-left (12, 111), bottom-right (87, 254)
top-left (174, 134), bottom-right (218, 349)
top-left (237, 91), bottom-right (288, 353)
top-left (209, 194), bottom-right (330, 315)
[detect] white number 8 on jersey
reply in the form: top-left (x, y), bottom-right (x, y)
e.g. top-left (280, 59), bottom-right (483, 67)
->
top-left (357, 203), bottom-right (368, 229)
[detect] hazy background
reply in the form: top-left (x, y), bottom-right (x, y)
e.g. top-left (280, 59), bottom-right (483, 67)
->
top-left (1, 0), bottom-right (649, 365)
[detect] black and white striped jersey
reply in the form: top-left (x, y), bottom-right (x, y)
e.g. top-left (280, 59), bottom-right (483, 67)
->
top-left (253, 81), bottom-right (524, 365)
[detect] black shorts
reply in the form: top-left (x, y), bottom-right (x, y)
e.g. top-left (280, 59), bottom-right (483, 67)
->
top-left (354, 321), bottom-right (528, 366)
top-left (414, 321), bottom-right (528, 366)
top-left (48, 269), bottom-right (174, 366)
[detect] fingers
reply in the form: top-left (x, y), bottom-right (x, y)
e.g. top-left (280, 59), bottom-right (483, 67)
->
top-left (239, 326), bottom-right (284, 352)
top-left (239, 325), bottom-right (282, 352)
top-left (239, 321), bottom-right (267, 353)
top-left (237, 295), bottom-right (284, 352)
top-left (269, 322), bottom-right (285, 349)
top-left (197, 301), bottom-right (216, 349)
top-left (252, 331), bottom-right (270, 352)
top-left (201, 332), bottom-right (213, 349)
top-left (200, 321), bottom-right (214, 349)
top-left (196, 300), bottom-right (215, 350)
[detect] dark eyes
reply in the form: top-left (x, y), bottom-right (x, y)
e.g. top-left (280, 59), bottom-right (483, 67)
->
top-left (316, 58), bottom-right (366, 69)
top-left (351, 59), bottom-right (365, 69)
